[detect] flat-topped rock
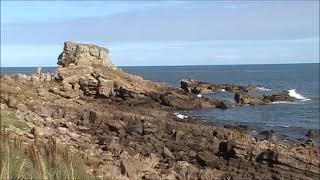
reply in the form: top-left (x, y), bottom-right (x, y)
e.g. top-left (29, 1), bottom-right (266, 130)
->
top-left (57, 41), bottom-right (113, 67)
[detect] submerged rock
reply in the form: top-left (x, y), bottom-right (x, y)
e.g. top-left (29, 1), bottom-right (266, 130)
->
top-left (306, 129), bottom-right (320, 138)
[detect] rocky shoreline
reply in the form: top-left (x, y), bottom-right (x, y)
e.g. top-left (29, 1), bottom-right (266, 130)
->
top-left (1, 42), bottom-right (319, 179)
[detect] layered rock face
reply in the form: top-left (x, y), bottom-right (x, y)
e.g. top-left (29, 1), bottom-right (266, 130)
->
top-left (1, 42), bottom-right (319, 180)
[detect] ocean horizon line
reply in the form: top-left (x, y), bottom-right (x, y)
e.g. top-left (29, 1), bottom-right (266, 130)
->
top-left (1, 62), bottom-right (319, 68)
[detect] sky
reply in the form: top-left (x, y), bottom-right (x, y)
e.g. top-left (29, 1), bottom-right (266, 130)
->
top-left (1, 1), bottom-right (319, 67)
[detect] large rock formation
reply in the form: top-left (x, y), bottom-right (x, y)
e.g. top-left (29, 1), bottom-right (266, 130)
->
top-left (57, 41), bottom-right (113, 67)
top-left (53, 42), bottom-right (222, 109)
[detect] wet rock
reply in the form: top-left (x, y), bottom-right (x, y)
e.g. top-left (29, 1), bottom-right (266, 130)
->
top-left (234, 93), bottom-right (264, 105)
top-left (181, 79), bottom-right (255, 94)
top-left (259, 130), bottom-right (276, 142)
top-left (306, 129), bottom-right (320, 138)
top-left (263, 91), bottom-right (296, 102)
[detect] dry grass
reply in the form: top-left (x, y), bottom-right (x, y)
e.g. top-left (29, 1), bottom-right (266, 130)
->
top-left (0, 133), bottom-right (97, 180)
top-left (1, 111), bottom-right (28, 130)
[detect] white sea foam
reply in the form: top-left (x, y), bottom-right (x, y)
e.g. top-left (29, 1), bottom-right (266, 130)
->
top-left (271, 101), bottom-right (298, 104)
top-left (256, 87), bottom-right (271, 91)
top-left (266, 124), bottom-right (290, 128)
top-left (174, 112), bottom-right (188, 119)
top-left (288, 89), bottom-right (310, 101)
top-left (221, 89), bottom-right (226, 92)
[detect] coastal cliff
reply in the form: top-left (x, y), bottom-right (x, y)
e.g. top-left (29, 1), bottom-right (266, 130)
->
top-left (1, 42), bottom-right (319, 179)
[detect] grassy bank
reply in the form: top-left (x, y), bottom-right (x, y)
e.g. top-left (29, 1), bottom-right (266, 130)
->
top-left (0, 110), bottom-right (97, 180)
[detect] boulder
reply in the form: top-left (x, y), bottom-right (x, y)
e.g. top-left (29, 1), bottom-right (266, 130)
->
top-left (97, 78), bottom-right (114, 98)
top-left (57, 41), bottom-right (113, 67)
top-left (7, 96), bottom-right (17, 108)
top-left (14, 73), bottom-right (29, 82)
top-left (120, 151), bottom-right (160, 179)
top-left (217, 140), bottom-right (237, 159)
top-left (196, 151), bottom-right (220, 168)
top-left (78, 74), bottom-right (99, 96)
top-left (256, 149), bottom-right (279, 167)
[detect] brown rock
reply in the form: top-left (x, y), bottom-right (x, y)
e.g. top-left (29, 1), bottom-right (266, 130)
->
top-left (7, 96), bottom-right (17, 108)
top-left (57, 41), bottom-right (113, 67)
top-left (163, 147), bottom-right (174, 158)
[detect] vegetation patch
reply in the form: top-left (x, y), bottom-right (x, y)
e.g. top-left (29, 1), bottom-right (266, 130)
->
top-left (0, 136), bottom-right (97, 180)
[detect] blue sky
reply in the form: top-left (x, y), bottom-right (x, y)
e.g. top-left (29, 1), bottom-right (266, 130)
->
top-left (1, 1), bottom-right (319, 66)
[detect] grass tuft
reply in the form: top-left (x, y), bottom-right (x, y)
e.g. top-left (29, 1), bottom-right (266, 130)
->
top-left (0, 134), bottom-right (97, 180)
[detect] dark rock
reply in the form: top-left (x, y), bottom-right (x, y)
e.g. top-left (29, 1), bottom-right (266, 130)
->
top-left (263, 91), bottom-right (296, 103)
top-left (181, 79), bottom-right (256, 94)
top-left (89, 111), bottom-right (98, 123)
top-left (306, 129), bottom-right (320, 138)
top-left (196, 151), bottom-right (220, 168)
top-left (224, 124), bottom-right (248, 133)
top-left (256, 149), bottom-right (278, 167)
top-left (217, 140), bottom-right (237, 160)
top-left (259, 130), bottom-right (276, 142)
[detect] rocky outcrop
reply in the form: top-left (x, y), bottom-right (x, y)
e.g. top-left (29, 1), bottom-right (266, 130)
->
top-left (1, 41), bottom-right (319, 180)
top-left (51, 42), bottom-right (225, 110)
top-left (234, 91), bottom-right (297, 105)
top-left (181, 79), bottom-right (256, 94)
top-left (57, 41), bottom-right (113, 67)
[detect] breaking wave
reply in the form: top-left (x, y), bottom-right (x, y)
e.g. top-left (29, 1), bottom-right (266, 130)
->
top-left (256, 87), bottom-right (271, 91)
top-left (288, 89), bottom-right (310, 101)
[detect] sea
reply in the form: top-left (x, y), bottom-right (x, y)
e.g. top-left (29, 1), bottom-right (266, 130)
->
top-left (1, 63), bottom-right (319, 142)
